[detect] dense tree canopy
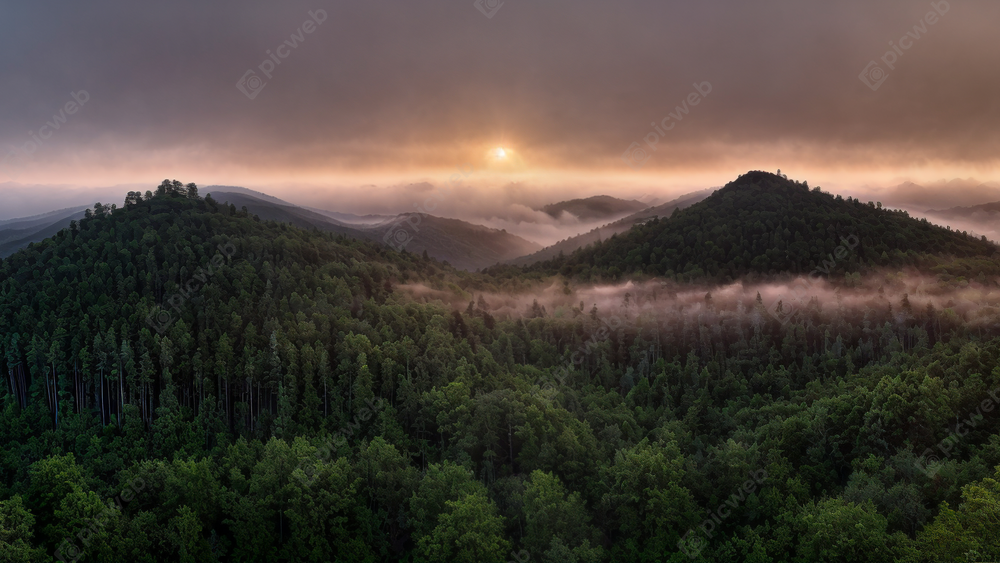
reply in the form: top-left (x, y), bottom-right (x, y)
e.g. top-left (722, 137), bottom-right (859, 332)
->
top-left (498, 171), bottom-right (998, 284)
top-left (1, 180), bottom-right (999, 561)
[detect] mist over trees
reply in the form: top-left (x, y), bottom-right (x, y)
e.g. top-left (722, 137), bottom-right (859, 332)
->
top-left (1, 177), bottom-right (999, 561)
top-left (503, 172), bottom-right (997, 284)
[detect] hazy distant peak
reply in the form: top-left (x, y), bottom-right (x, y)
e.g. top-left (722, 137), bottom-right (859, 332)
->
top-left (0, 205), bottom-right (89, 228)
top-left (303, 207), bottom-right (392, 225)
top-left (539, 195), bottom-right (647, 221)
top-left (926, 201), bottom-right (1000, 215)
top-left (880, 179), bottom-right (1000, 209)
top-left (506, 188), bottom-right (712, 267)
top-left (204, 186), bottom-right (295, 207)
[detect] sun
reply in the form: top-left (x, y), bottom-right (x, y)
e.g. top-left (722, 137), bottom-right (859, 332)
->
top-left (494, 147), bottom-right (507, 159)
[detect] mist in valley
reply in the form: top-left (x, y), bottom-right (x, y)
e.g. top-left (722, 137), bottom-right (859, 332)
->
top-left (399, 269), bottom-right (1000, 336)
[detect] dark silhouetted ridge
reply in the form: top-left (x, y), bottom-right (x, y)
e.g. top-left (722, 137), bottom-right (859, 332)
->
top-left (494, 171), bottom-right (999, 282)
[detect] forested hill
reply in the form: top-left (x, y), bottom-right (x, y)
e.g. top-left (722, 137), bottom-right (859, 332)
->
top-left (0, 182), bottom-right (443, 432)
top-left (505, 189), bottom-right (710, 268)
top-left (2, 179), bottom-right (1000, 561)
top-left (512, 171), bottom-right (998, 282)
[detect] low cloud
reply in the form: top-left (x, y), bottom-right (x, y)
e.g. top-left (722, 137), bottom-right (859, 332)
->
top-left (1, 0), bottom-right (998, 183)
top-left (399, 270), bottom-right (1000, 335)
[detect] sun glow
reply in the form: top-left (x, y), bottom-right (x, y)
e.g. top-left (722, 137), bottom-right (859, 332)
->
top-left (495, 147), bottom-right (507, 159)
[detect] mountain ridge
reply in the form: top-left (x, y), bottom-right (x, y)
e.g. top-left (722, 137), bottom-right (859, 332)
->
top-left (539, 195), bottom-right (647, 221)
top-left (0, 205), bottom-right (89, 257)
top-left (506, 189), bottom-right (713, 267)
top-left (922, 199), bottom-right (1000, 244)
top-left (209, 189), bottom-right (541, 271)
top-left (501, 171), bottom-right (998, 282)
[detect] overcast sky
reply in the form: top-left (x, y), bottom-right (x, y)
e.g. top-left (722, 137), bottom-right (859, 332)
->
top-left (1, 0), bottom-right (998, 222)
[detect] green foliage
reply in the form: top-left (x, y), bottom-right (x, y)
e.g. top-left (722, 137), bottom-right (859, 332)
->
top-left (0, 180), bottom-right (999, 561)
top-left (914, 466), bottom-right (1000, 562)
top-left (0, 495), bottom-right (46, 562)
top-left (415, 491), bottom-right (509, 563)
top-left (507, 171), bottom-right (998, 283)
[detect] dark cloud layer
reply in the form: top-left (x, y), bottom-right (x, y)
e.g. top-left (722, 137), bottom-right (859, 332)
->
top-left (0, 0), bottom-right (997, 183)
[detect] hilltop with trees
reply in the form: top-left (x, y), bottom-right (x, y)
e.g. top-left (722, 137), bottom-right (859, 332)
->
top-left (0, 176), bottom-right (999, 561)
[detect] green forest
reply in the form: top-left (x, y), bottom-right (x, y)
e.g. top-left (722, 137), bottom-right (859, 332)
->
top-left (2, 175), bottom-right (1000, 562)
top-left (497, 171), bottom-right (998, 284)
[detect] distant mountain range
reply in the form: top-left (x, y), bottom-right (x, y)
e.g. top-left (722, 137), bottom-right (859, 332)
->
top-left (512, 171), bottom-right (998, 282)
top-left (539, 195), bottom-right (647, 221)
top-left (506, 189), bottom-right (713, 266)
top-left (203, 185), bottom-right (392, 226)
top-left (305, 207), bottom-right (394, 226)
top-left (207, 190), bottom-right (541, 271)
top-left (367, 213), bottom-right (542, 271)
top-left (205, 191), bottom-right (371, 239)
top-left (928, 201), bottom-right (1000, 214)
top-left (881, 179), bottom-right (1000, 210)
top-left (9, 177), bottom-right (994, 275)
top-left (924, 200), bottom-right (1000, 243)
top-left (0, 206), bottom-right (88, 257)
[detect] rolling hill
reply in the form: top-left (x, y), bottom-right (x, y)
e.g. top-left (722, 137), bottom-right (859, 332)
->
top-left (507, 171), bottom-right (998, 281)
top-left (207, 191), bottom-right (370, 238)
top-left (369, 213), bottom-right (542, 271)
top-left (0, 205), bottom-right (89, 257)
top-left (209, 190), bottom-right (541, 271)
top-left (539, 195), bottom-right (647, 221)
top-left (4, 181), bottom-right (1000, 562)
top-left (924, 200), bottom-right (1000, 243)
top-left (882, 179), bottom-right (1000, 209)
top-left (506, 189), bottom-right (712, 266)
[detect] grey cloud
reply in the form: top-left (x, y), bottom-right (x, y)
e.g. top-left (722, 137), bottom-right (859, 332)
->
top-left (0, 0), bottom-right (997, 178)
